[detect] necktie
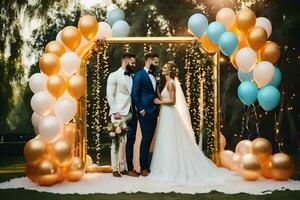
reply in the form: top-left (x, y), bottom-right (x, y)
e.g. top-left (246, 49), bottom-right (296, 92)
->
top-left (124, 71), bottom-right (131, 76)
top-left (148, 70), bottom-right (155, 76)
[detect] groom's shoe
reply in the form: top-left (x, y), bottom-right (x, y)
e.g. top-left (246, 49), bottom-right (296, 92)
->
top-left (120, 170), bottom-right (128, 175)
top-left (127, 170), bottom-right (139, 177)
top-left (140, 169), bottom-right (149, 177)
top-left (112, 171), bottom-right (122, 177)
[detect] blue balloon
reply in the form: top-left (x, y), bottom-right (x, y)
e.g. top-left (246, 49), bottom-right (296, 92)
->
top-left (206, 22), bottom-right (226, 45)
top-left (238, 81), bottom-right (258, 106)
top-left (188, 13), bottom-right (208, 38)
top-left (107, 8), bottom-right (125, 26)
top-left (219, 32), bottom-right (238, 56)
top-left (269, 67), bottom-right (282, 87)
top-left (258, 85), bottom-right (281, 111)
top-left (238, 69), bottom-right (253, 82)
top-left (112, 20), bottom-right (130, 37)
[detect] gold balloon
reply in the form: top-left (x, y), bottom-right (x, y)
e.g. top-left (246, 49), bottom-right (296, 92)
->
top-left (64, 157), bottom-right (85, 182)
top-left (270, 153), bottom-right (294, 181)
top-left (35, 159), bottom-right (59, 186)
top-left (44, 41), bottom-right (66, 57)
top-left (78, 15), bottom-right (98, 40)
top-left (247, 27), bottom-right (268, 51)
top-left (235, 139), bottom-right (252, 156)
top-left (198, 34), bottom-right (219, 52)
top-left (56, 167), bottom-right (65, 183)
top-left (252, 138), bottom-right (272, 163)
top-left (67, 75), bottom-right (87, 100)
top-left (39, 53), bottom-right (60, 76)
top-left (25, 164), bottom-right (37, 182)
top-left (230, 50), bottom-right (238, 69)
top-left (220, 133), bottom-right (226, 150)
top-left (51, 139), bottom-right (73, 167)
top-left (24, 138), bottom-right (49, 165)
top-left (86, 155), bottom-right (93, 167)
top-left (63, 123), bottom-right (76, 147)
top-left (47, 75), bottom-right (66, 98)
top-left (261, 158), bottom-right (272, 179)
top-left (236, 8), bottom-right (256, 33)
top-left (77, 42), bottom-right (95, 59)
top-left (230, 153), bottom-right (241, 172)
top-left (61, 26), bottom-right (82, 50)
top-left (220, 150), bottom-right (234, 169)
top-left (240, 154), bottom-right (261, 181)
top-left (259, 41), bottom-right (281, 64)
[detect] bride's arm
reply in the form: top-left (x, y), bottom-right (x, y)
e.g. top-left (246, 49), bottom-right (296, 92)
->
top-left (158, 82), bottom-right (176, 105)
top-left (156, 87), bottom-right (162, 99)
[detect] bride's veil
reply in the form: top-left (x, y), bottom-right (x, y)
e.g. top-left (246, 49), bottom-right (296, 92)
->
top-left (174, 77), bottom-right (196, 143)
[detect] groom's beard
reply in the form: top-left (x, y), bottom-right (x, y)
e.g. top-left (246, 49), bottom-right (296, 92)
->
top-left (126, 64), bottom-right (135, 73)
top-left (149, 64), bottom-right (158, 73)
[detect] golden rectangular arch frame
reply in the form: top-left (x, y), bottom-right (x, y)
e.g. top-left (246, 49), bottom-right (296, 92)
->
top-left (74, 37), bottom-right (221, 170)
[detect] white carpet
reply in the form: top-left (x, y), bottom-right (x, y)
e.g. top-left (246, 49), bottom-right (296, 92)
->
top-left (1, 173), bottom-right (300, 195)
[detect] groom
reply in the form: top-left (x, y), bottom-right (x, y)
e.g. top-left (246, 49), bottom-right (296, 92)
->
top-left (131, 52), bottom-right (159, 177)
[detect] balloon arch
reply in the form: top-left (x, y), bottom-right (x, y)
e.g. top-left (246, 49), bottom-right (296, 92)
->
top-left (25, 8), bottom-right (293, 186)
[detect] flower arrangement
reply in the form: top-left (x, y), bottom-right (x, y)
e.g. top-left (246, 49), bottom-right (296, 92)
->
top-left (104, 120), bottom-right (128, 153)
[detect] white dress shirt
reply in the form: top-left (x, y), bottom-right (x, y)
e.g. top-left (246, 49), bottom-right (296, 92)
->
top-left (144, 67), bottom-right (156, 91)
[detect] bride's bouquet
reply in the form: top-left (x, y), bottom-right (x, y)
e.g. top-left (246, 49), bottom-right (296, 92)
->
top-left (104, 120), bottom-right (128, 153)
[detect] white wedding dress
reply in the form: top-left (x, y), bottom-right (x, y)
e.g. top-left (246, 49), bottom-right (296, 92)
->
top-left (149, 79), bottom-right (240, 185)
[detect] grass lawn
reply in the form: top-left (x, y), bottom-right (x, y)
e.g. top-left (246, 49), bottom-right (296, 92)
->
top-left (0, 155), bottom-right (300, 200)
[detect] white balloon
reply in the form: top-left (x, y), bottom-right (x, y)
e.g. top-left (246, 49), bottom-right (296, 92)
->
top-left (54, 98), bottom-right (77, 124)
top-left (29, 73), bottom-right (47, 93)
top-left (31, 91), bottom-right (55, 116)
top-left (216, 8), bottom-right (236, 30)
top-left (75, 36), bottom-right (89, 53)
top-left (31, 112), bottom-right (42, 127)
top-left (253, 61), bottom-right (275, 88)
top-left (60, 52), bottom-right (81, 77)
top-left (112, 20), bottom-right (130, 37)
top-left (255, 17), bottom-right (272, 38)
top-left (39, 116), bottom-right (62, 143)
top-left (236, 48), bottom-right (257, 73)
top-left (94, 22), bottom-right (112, 40)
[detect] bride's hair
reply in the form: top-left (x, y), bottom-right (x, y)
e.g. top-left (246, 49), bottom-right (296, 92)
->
top-left (165, 61), bottom-right (178, 79)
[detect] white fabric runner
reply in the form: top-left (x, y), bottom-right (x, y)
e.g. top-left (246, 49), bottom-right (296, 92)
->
top-left (1, 173), bottom-right (300, 195)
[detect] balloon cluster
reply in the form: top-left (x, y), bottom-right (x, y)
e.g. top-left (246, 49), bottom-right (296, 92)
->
top-left (188, 8), bottom-right (282, 111)
top-left (220, 135), bottom-right (294, 181)
top-left (26, 10), bottom-right (129, 186)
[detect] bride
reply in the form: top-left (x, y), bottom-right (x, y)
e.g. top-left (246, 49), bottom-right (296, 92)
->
top-left (149, 61), bottom-right (240, 185)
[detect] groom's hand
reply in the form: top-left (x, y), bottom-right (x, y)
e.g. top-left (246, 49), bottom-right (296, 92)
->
top-left (140, 110), bottom-right (146, 117)
top-left (113, 112), bottom-right (122, 120)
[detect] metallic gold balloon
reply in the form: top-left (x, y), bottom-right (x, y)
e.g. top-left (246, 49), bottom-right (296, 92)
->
top-left (235, 139), bottom-right (252, 156)
top-left (67, 75), bottom-right (87, 100)
top-left (270, 153), bottom-right (295, 181)
top-left (61, 26), bottom-right (82, 50)
top-left (47, 75), bottom-right (66, 98)
top-left (220, 133), bottom-right (226, 150)
top-left (230, 50), bottom-right (238, 69)
top-left (25, 164), bottom-right (37, 182)
top-left (78, 15), bottom-right (98, 40)
top-left (51, 139), bottom-right (73, 167)
top-left (220, 150), bottom-right (234, 169)
top-left (23, 138), bottom-right (49, 165)
top-left (198, 34), bottom-right (219, 52)
top-left (259, 41), bottom-right (281, 64)
top-left (252, 138), bottom-right (272, 162)
top-left (236, 8), bottom-right (256, 33)
top-left (35, 158), bottom-right (59, 186)
top-left (261, 158), bottom-right (272, 179)
top-left (63, 123), bottom-right (76, 147)
top-left (247, 27), bottom-right (268, 51)
top-left (86, 155), bottom-right (93, 167)
top-left (64, 157), bottom-right (85, 182)
top-left (56, 167), bottom-right (65, 183)
top-left (230, 153), bottom-right (241, 172)
top-left (39, 53), bottom-right (60, 76)
top-left (44, 41), bottom-right (66, 57)
top-left (240, 154), bottom-right (261, 181)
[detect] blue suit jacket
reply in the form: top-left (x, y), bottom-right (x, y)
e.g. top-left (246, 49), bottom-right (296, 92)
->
top-left (131, 69), bottom-right (157, 116)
